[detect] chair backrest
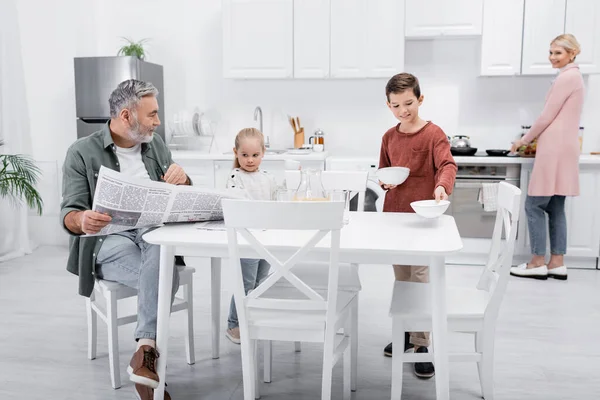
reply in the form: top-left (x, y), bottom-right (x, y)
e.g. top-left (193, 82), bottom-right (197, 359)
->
top-left (285, 170), bottom-right (369, 212)
top-left (222, 199), bottom-right (346, 326)
top-left (476, 182), bottom-right (522, 320)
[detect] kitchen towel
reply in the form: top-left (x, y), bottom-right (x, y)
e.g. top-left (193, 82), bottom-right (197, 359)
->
top-left (478, 182), bottom-right (498, 212)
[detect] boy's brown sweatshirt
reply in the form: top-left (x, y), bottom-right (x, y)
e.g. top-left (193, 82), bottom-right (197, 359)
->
top-left (379, 121), bottom-right (457, 213)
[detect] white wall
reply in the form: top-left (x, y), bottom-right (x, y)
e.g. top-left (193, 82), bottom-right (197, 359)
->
top-left (17, 0), bottom-right (600, 244)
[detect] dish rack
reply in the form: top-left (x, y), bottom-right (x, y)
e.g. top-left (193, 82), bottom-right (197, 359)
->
top-left (168, 109), bottom-right (217, 153)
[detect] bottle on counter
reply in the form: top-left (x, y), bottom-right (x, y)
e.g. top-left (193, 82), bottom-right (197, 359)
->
top-left (579, 126), bottom-right (584, 151)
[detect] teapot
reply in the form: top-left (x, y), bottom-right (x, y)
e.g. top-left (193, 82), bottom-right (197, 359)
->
top-left (450, 135), bottom-right (472, 148)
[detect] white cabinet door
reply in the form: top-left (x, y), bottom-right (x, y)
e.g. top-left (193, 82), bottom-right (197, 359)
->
top-left (223, 0), bottom-right (293, 78)
top-left (365, 0), bottom-right (405, 78)
top-left (564, 167), bottom-right (600, 257)
top-left (405, 0), bottom-right (483, 38)
top-left (565, 0), bottom-right (600, 74)
top-left (294, 0), bottom-right (330, 78)
top-left (480, 0), bottom-right (525, 76)
top-left (331, 0), bottom-right (404, 78)
top-left (330, 0), bottom-right (367, 78)
top-left (521, 0), bottom-right (566, 75)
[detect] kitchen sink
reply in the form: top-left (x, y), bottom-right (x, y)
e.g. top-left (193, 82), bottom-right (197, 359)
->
top-left (265, 149), bottom-right (287, 155)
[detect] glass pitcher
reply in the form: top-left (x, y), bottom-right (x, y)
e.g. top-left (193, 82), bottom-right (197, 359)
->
top-left (293, 169), bottom-right (328, 201)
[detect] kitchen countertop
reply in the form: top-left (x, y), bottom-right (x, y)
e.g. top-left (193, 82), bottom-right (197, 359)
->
top-left (453, 154), bottom-right (600, 165)
top-left (172, 150), bottom-right (329, 162)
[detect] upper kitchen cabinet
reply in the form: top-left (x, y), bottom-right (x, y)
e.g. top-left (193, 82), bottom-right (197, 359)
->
top-left (330, 0), bottom-right (405, 78)
top-left (294, 0), bottom-right (330, 78)
top-left (480, 0), bottom-right (524, 76)
top-left (222, 0), bottom-right (294, 78)
top-left (521, 0), bottom-right (566, 75)
top-left (565, 0), bottom-right (600, 74)
top-left (404, 0), bottom-right (483, 38)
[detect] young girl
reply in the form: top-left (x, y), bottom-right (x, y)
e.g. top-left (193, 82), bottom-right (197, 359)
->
top-left (379, 73), bottom-right (457, 379)
top-left (225, 127), bottom-right (277, 344)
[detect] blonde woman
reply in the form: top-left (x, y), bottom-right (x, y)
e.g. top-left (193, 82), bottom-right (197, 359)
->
top-left (510, 34), bottom-right (584, 281)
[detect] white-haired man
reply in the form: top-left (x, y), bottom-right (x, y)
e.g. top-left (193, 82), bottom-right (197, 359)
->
top-left (61, 79), bottom-right (189, 400)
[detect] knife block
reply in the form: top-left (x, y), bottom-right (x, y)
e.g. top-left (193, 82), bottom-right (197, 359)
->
top-left (294, 128), bottom-right (304, 148)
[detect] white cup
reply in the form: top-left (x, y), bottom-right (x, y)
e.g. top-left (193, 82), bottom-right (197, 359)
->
top-left (313, 144), bottom-right (324, 152)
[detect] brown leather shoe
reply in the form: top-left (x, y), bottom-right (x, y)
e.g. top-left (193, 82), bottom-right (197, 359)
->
top-left (134, 384), bottom-right (171, 400)
top-left (128, 345), bottom-right (160, 389)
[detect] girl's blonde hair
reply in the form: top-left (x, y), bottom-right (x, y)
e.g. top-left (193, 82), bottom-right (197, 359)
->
top-left (551, 33), bottom-right (581, 61)
top-left (233, 127), bottom-right (265, 168)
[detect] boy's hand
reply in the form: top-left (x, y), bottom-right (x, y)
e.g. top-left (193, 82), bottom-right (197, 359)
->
top-left (379, 180), bottom-right (397, 190)
top-left (434, 186), bottom-right (448, 202)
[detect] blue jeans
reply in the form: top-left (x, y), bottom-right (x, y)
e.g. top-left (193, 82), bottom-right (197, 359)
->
top-left (228, 258), bottom-right (271, 329)
top-left (95, 228), bottom-right (180, 340)
top-left (525, 195), bottom-right (567, 256)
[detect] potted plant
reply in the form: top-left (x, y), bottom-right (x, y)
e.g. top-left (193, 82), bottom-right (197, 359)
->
top-left (0, 140), bottom-right (43, 215)
top-left (117, 37), bottom-right (149, 60)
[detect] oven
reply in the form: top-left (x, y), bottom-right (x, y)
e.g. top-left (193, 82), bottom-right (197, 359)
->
top-left (447, 163), bottom-right (521, 239)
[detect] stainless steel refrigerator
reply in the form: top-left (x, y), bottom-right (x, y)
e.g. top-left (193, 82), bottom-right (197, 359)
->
top-left (74, 56), bottom-right (165, 140)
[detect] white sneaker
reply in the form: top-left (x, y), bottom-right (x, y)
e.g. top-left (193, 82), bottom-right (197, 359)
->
top-left (548, 266), bottom-right (568, 280)
top-left (510, 263), bottom-right (548, 280)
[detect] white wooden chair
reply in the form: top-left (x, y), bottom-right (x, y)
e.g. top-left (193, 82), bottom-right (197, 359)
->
top-left (389, 182), bottom-right (521, 400)
top-left (222, 199), bottom-right (356, 400)
top-left (283, 170), bottom-right (368, 390)
top-left (86, 265), bottom-right (196, 389)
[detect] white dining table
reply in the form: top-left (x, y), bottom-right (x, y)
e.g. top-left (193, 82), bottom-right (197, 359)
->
top-left (143, 211), bottom-right (463, 400)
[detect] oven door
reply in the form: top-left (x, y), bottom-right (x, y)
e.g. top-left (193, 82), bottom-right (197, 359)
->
top-left (448, 178), bottom-right (519, 239)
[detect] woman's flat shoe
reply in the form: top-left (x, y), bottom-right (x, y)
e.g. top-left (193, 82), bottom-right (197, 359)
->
top-left (510, 263), bottom-right (548, 280)
top-left (548, 266), bottom-right (568, 280)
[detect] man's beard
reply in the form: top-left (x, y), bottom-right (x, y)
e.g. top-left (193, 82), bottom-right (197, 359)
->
top-left (127, 116), bottom-right (154, 144)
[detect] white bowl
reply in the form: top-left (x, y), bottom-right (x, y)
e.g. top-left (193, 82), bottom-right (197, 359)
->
top-left (377, 167), bottom-right (410, 185)
top-left (410, 200), bottom-right (450, 219)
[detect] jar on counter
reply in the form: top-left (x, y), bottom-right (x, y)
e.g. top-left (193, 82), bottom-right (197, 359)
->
top-left (579, 126), bottom-right (584, 151)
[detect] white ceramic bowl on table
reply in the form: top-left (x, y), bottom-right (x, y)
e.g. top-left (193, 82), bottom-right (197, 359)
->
top-left (410, 199), bottom-right (450, 219)
top-left (376, 167), bottom-right (410, 186)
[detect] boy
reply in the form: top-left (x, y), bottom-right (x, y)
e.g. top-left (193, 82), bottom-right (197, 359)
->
top-left (379, 73), bottom-right (457, 379)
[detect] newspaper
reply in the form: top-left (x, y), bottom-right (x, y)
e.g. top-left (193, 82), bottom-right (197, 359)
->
top-left (89, 166), bottom-right (245, 236)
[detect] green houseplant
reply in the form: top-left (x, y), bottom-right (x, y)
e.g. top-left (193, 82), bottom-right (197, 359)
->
top-left (0, 140), bottom-right (43, 215)
top-left (117, 37), bottom-right (149, 60)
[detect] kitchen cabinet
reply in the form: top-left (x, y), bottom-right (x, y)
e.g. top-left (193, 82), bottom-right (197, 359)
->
top-left (404, 0), bottom-right (483, 38)
top-left (330, 0), bottom-right (405, 78)
top-left (516, 164), bottom-right (600, 264)
top-left (521, 0), bottom-right (567, 75)
top-left (565, 0), bottom-right (600, 74)
top-left (223, 0), bottom-right (404, 79)
top-left (480, 0), bottom-right (525, 76)
top-left (222, 0), bottom-right (294, 78)
top-left (293, 0), bottom-right (330, 78)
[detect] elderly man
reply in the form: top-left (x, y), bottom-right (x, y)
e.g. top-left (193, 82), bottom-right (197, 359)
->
top-left (61, 79), bottom-right (188, 400)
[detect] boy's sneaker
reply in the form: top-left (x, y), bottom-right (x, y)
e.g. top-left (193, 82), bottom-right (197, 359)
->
top-left (414, 347), bottom-right (435, 379)
top-left (127, 345), bottom-right (160, 388)
top-left (226, 327), bottom-right (241, 344)
top-left (383, 332), bottom-right (414, 357)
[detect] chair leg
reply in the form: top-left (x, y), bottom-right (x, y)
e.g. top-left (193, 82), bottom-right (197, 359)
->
top-left (391, 318), bottom-right (404, 400)
top-left (86, 292), bottom-right (97, 360)
top-left (183, 278), bottom-right (196, 365)
top-left (343, 320), bottom-right (352, 400)
top-left (106, 292), bottom-right (121, 389)
top-left (350, 294), bottom-right (359, 392)
top-left (476, 332), bottom-right (495, 400)
top-left (294, 341), bottom-right (301, 352)
top-left (240, 333), bottom-right (256, 400)
top-left (321, 330), bottom-right (335, 400)
top-left (263, 340), bottom-right (272, 383)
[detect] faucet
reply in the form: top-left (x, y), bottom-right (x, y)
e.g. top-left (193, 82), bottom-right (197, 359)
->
top-left (254, 106), bottom-right (270, 148)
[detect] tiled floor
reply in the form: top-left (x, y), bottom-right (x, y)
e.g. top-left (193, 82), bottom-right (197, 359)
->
top-left (1, 246), bottom-right (599, 399)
